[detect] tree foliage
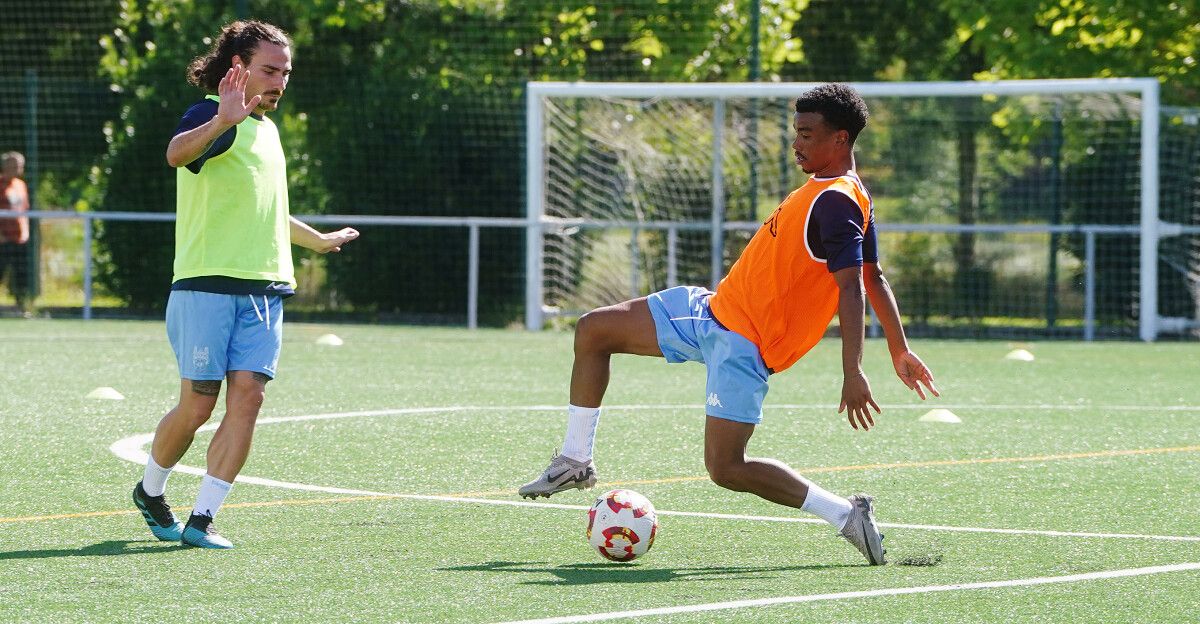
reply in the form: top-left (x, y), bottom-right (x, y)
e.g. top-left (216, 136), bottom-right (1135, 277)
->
top-left (939, 0), bottom-right (1199, 104)
top-left (77, 0), bottom-right (1198, 325)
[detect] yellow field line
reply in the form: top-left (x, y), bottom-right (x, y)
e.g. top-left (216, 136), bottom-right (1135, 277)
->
top-left (0, 495), bottom-right (404, 524)
top-left (3, 444), bottom-right (1198, 525)
top-left (440, 444), bottom-right (1200, 498)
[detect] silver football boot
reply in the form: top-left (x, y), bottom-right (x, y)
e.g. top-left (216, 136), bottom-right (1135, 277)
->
top-left (839, 494), bottom-right (887, 565)
top-left (518, 451), bottom-right (597, 499)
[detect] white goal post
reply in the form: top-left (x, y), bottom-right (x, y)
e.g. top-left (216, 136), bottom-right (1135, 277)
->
top-left (524, 78), bottom-right (1163, 339)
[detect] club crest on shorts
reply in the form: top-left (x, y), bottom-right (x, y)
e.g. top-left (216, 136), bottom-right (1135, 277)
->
top-left (192, 346), bottom-right (210, 371)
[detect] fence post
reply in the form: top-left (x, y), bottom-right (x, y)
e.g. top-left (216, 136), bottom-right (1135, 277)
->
top-left (1084, 230), bottom-right (1096, 341)
top-left (467, 224), bottom-right (479, 329)
top-left (1137, 79), bottom-right (1160, 341)
top-left (666, 225), bottom-right (678, 288)
top-left (710, 99), bottom-right (726, 290)
top-left (1045, 103), bottom-right (1063, 328)
top-left (629, 227), bottom-right (640, 299)
top-left (24, 69), bottom-right (41, 302)
top-left (524, 85), bottom-right (545, 330)
top-left (83, 215), bottom-right (93, 320)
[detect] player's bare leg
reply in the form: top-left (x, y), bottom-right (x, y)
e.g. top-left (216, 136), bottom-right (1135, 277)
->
top-left (703, 416), bottom-right (814, 508)
top-left (520, 297), bottom-right (662, 499)
top-left (151, 379), bottom-right (222, 467)
top-left (704, 416), bottom-right (885, 564)
top-left (206, 371), bottom-right (267, 482)
top-left (569, 297), bottom-right (664, 407)
top-left (182, 370), bottom-right (269, 549)
top-left (134, 379), bottom-right (221, 541)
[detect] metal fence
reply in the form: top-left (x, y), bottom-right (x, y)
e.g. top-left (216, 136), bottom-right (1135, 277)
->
top-left (17, 210), bottom-right (1186, 342)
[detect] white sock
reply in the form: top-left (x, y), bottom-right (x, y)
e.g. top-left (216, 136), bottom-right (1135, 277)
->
top-left (560, 404), bottom-right (601, 463)
top-left (801, 483), bottom-right (853, 530)
top-left (193, 474), bottom-right (233, 519)
top-left (141, 455), bottom-right (172, 497)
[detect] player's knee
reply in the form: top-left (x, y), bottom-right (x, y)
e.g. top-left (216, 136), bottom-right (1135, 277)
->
top-left (574, 310), bottom-right (611, 354)
top-left (227, 381), bottom-right (265, 410)
top-left (176, 401), bottom-right (216, 428)
top-left (705, 458), bottom-right (747, 492)
top-left (180, 381), bottom-right (220, 422)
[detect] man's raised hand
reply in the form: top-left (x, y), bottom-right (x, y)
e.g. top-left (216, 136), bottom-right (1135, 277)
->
top-left (216, 64), bottom-right (261, 127)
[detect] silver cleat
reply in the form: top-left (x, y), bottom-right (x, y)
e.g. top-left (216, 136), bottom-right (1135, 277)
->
top-left (840, 493), bottom-right (887, 565)
top-left (518, 451), bottom-right (597, 499)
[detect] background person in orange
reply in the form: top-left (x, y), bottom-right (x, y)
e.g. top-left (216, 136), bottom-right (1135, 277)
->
top-left (519, 84), bottom-right (939, 566)
top-left (0, 151), bottom-right (31, 314)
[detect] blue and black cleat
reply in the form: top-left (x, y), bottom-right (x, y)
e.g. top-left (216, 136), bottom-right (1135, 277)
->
top-left (132, 481), bottom-right (184, 541)
top-left (181, 513), bottom-right (234, 549)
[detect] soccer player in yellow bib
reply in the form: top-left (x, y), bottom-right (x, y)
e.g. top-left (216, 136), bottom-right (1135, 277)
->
top-left (131, 21), bottom-right (359, 549)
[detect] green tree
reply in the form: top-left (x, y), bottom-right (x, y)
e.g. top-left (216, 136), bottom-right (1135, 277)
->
top-left (938, 0), bottom-right (1200, 324)
top-left (780, 0), bottom-right (1198, 325)
top-left (94, 1), bottom-right (228, 311)
top-left (280, 0), bottom-right (728, 322)
top-left (939, 0), bottom-right (1198, 104)
top-left (93, 0), bottom-right (331, 311)
top-left (0, 0), bottom-right (120, 186)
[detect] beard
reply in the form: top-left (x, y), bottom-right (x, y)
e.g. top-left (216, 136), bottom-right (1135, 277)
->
top-left (260, 92), bottom-right (282, 111)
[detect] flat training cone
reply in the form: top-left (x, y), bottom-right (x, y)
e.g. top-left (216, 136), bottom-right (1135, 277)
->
top-left (1004, 348), bottom-right (1035, 361)
top-left (86, 386), bottom-right (125, 400)
top-left (918, 408), bottom-right (961, 424)
top-left (315, 333), bottom-right (344, 346)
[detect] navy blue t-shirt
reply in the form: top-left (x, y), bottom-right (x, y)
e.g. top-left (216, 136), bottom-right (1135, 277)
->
top-left (170, 99), bottom-right (293, 298)
top-left (806, 191), bottom-right (878, 273)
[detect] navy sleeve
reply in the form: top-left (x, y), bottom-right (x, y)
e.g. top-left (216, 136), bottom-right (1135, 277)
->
top-left (174, 99), bottom-right (235, 174)
top-left (812, 191), bottom-right (866, 273)
top-left (862, 210), bottom-right (879, 263)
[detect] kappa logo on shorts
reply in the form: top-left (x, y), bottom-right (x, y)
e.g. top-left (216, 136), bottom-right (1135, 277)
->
top-left (192, 346), bottom-right (210, 371)
top-left (706, 393), bottom-right (724, 408)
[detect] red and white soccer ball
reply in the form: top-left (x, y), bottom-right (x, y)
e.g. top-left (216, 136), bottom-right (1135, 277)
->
top-left (586, 488), bottom-right (659, 562)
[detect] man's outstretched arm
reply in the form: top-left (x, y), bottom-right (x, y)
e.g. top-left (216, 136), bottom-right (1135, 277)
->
top-left (833, 265), bottom-right (880, 431)
top-left (289, 216), bottom-right (360, 254)
top-left (863, 262), bottom-right (939, 399)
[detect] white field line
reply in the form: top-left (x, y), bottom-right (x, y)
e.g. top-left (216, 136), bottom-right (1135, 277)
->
top-left (297, 403), bottom-right (1200, 413)
top-left (107, 405), bottom-right (1200, 543)
top-left (492, 562), bottom-right (1200, 624)
top-left (156, 403), bottom-right (1200, 421)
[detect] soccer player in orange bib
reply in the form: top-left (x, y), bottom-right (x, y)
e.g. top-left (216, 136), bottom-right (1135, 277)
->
top-left (519, 83), bottom-right (939, 565)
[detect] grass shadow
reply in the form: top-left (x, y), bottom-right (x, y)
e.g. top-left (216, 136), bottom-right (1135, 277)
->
top-left (0, 540), bottom-right (183, 560)
top-left (442, 560), bottom-right (859, 586)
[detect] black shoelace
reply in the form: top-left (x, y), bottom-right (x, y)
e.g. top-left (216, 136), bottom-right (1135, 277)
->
top-left (189, 515), bottom-right (216, 534)
top-left (142, 490), bottom-right (175, 525)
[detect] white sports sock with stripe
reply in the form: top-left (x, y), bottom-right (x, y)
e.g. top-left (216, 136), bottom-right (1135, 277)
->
top-left (193, 474), bottom-right (233, 519)
top-left (561, 404), bottom-right (601, 463)
top-left (801, 482), bottom-right (853, 530)
top-left (141, 455), bottom-right (172, 497)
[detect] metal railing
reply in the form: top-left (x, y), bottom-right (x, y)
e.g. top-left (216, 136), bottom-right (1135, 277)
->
top-left (18, 209), bottom-right (1195, 341)
top-left (23, 210), bottom-right (529, 329)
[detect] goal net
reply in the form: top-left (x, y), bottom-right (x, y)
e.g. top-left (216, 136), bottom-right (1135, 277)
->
top-left (525, 79), bottom-right (1192, 340)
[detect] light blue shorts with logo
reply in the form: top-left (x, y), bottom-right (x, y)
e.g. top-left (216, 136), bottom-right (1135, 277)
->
top-left (166, 290), bottom-right (283, 381)
top-left (646, 286), bottom-right (770, 424)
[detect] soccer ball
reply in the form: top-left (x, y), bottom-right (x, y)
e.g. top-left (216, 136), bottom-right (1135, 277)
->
top-left (586, 489), bottom-right (659, 562)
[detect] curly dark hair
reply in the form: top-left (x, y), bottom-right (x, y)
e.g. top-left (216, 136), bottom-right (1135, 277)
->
top-left (794, 83), bottom-right (869, 143)
top-left (187, 21), bottom-right (291, 93)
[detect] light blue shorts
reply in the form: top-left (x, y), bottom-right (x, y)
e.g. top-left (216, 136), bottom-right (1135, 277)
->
top-left (166, 290), bottom-right (283, 381)
top-left (646, 286), bottom-right (770, 424)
